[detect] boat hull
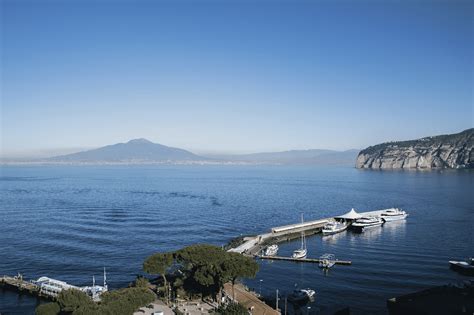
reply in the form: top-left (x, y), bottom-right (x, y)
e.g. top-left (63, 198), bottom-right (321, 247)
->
top-left (322, 225), bottom-right (348, 235)
top-left (449, 261), bottom-right (474, 276)
top-left (292, 249), bottom-right (307, 259)
top-left (381, 214), bottom-right (408, 222)
top-left (351, 222), bottom-right (383, 232)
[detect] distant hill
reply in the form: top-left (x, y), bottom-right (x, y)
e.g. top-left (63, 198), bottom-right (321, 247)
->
top-left (9, 139), bottom-right (359, 165)
top-left (48, 139), bottom-right (205, 162)
top-left (207, 149), bottom-right (359, 165)
top-left (356, 128), bottom-right (474, 169)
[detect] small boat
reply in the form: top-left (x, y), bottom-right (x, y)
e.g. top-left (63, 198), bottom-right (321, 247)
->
top-left (449, 258), bottom-right (474, 276)
top-left (292, 215), bottom-right (307, 259)
top-left (322, 221), bottom-right (348, 235)
top-left (351, 216), bottom-right (384, 232)
top-left (381, 208), bottom-right (408, 222)
top-left (288, 288), bottom-right (316, 302)
top-left (318, 253), bottom-right (336, 269)
top-left (264, 244), bottom-right (279, 256)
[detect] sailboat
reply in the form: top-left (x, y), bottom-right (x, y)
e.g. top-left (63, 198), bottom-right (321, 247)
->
top-left (292, 214), bottom-right (307, 259)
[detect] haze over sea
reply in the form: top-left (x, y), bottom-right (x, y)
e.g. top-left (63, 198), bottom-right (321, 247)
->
top-left (1, 165), bottom-right (473, 314)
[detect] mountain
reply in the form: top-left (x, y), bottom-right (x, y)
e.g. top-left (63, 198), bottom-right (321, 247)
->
top-left (17, 139), bottom-right (358, 165)
top-left (207, 149), bottom-right (359, 165)
top-left (48, 139), bottom-right (205, 162)
top-left (356, 129), bottom-right (474, 169)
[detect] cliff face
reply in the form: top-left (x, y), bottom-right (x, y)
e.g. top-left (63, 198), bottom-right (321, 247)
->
top-left (356, 129), bottom-right (474, 169)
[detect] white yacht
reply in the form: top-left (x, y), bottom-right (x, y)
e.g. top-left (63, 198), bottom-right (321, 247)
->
top-left (351, 216), bottom-right (383, 232)
top-left (318, 253), bottom-right (336, 269)
top-left (288, 288), bottom-right (316, 302)
top-left (292, 214), bottom-right (307, 259)
top-left (292, 231), bottom-right (307, 259)
top-left (381, 208), bottom-right (408, 222)
top-left (264, 244), bottom-right (279, 256)
top-left (322, 221), bottom-right (348, 235)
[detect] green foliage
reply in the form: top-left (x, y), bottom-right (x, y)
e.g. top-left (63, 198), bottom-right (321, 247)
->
top-left (99, 287), bottom-right (156, 315)
top-left (215, 302), bottom-right (249, 315)
top-left (223, 252), bottom-right (259, 284)
top-left (57, 289), bottom-right (94, 313)
top-left (35, 302), bottom-right (60, 315)
top-left (134, 276), bottom-right (151, 288)
top-left (175, 244), bottom-right (259, 300)
top-left (143, 252), bottom-right (173, 275)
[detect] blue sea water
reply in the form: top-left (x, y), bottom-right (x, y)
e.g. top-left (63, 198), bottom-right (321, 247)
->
top-left (0, 165), bottom-right (472, 314)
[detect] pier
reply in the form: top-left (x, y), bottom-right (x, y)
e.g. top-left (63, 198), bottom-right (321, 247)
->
top-left (1, 274), bottom-right (41, 297)
top-left (258, 255), bottom-right (352, 265)
top-left (228, 208), bottom-right (390, 256)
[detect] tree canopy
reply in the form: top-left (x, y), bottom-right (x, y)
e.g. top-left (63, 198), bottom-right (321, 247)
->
top-left (144, 244), bottom-right (259, 302)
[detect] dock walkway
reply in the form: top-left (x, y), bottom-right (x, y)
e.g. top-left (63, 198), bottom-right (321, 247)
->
top-left (1, 275), bottom-right (40, 296)
top-left (258, 255), bottom-right (352, 265)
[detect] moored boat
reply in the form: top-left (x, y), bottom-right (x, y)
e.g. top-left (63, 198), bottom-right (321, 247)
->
top-left (318, 253), bottom-right (336, 269)
top-left (381, 208), bottom-right (408, 222)
top-left (264, 244), bottom-right (279, 256)
top-left (288, 288), bottom-right (316, 302)
top-left (322, 221), bottom-right (348, 235)
top-left (449, 258), bottom-right (474, 276)
top-left (292, 214), bottom-right (308, 259)
top-left (351, 216), bottom-right (384, 232)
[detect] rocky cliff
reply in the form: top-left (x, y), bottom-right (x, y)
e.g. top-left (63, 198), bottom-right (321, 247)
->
top-left (356, 129), bottom-right (474, 169)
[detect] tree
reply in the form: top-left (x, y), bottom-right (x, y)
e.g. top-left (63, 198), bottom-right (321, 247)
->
top-left (222, 252), bottom-right (259, 300)
top-left (100, 287), bottom-right (156, 315)
top-left (35, 302), bottom-right (60, 315)
top-left (57, 289), bottom-right (94, 313)
top-left (133, 276), bottom-right (151, 288)
top-left (143, 252), bottom-right (173, 303)
top-left (175, 244), bottom-right (250, 303)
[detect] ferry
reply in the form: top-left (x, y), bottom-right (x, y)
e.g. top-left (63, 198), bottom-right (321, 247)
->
top-left (322, 221), bottom-right (348, 235)
top-left (264, 244), bottom-right (279, 256)
top-left (351, 216), bottom-right (384, 232)
top-left (380, 208), bottom-right (408, 222)
top-left (34, 268), bottom-right (108, 301)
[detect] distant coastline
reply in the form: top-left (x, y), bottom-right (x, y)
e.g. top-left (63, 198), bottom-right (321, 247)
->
top-left (1, 139), bottom-right (358, 166)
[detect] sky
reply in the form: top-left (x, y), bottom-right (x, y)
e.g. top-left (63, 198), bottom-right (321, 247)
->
top-left (1, 0), bottom-right (473, 157)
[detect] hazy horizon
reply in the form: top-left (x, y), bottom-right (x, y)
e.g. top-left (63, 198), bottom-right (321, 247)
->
top-left (1, 1), bottom-right (473, 159)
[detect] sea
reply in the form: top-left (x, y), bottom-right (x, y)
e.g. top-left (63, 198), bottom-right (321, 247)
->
top-left (0, 165), bottom-right (473, 314)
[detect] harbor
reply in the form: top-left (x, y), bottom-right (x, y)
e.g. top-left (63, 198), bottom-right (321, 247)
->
top-left (227, 207), bottom-right (402, 259)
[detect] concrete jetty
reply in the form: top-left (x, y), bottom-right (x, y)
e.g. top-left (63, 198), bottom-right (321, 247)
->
top-left (0, 274), bottom-right (42, 297)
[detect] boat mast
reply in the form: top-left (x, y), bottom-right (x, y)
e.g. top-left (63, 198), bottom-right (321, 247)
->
top-left (300, 213), bottom-right (306, 250)
top-left (103, 267), bottom-right (107, 290)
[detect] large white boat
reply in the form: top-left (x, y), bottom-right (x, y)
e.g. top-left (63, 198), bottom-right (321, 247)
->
top-left (381, 208), bottom-right (408, 222)
top-left (35, 268), bottom-right (108, 301)
top-left (264, 244), bottom-right (279, 256)
top-left (288, 288), bottom-right (316, 302)
top-left (322, 221), bottom-right (348, 235)
top-left (351, 216), bottom-right (384, 232)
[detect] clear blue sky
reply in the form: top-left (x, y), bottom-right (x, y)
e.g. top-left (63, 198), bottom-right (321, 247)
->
top-left (1, 0), bottom-right (473, 157)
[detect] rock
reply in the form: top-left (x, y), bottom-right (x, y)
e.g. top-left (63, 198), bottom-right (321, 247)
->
top-left (356, 129), bottom-right (474, 169)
